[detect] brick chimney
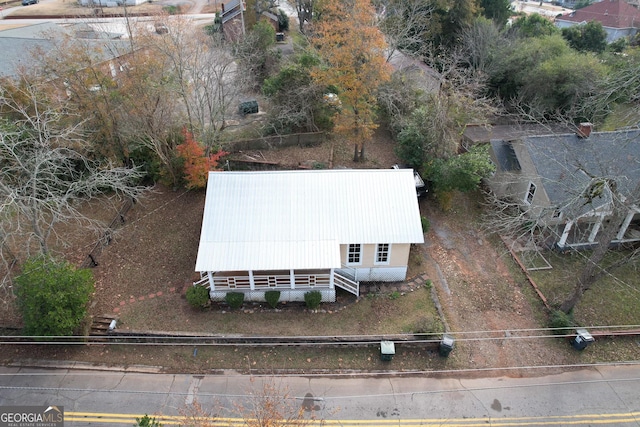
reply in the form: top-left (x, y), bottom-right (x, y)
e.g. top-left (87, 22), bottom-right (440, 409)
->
top-left (577, 122), bottom-right (593, 138)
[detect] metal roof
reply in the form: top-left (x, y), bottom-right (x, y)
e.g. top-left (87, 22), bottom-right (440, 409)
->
top-left (195, 169), bottom-right (425, 272)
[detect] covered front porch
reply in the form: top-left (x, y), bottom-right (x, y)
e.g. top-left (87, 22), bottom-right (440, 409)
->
top-left (194, 268), bottom-right (359, 302)
top-left (555, 209), bottom-right (640, 249)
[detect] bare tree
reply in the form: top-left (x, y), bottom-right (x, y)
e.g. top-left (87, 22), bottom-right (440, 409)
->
top-left (379, 0), bottom-right (437, 61)
top-left (140, 17), bottom-right (241, 152)
top-left (483, 129), bottom-right (640, 314)
top-left (0, 79), bottom-right (145, 260)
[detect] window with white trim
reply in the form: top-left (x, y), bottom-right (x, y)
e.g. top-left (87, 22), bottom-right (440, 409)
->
top-left (525, 182), bottom-right (536, 205)
top-left (347, 244), bottom-right (361, 265)
top-left (375, 244), bottom-right (390, 264)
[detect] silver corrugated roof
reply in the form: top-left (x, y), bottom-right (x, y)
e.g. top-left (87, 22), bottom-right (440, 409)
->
top-left (195, 169), bottom-right (425, 272)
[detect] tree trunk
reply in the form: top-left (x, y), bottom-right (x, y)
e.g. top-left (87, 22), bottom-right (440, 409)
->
top-left (560, 282), bottom-right (585, 313)
top-left (559, 209), bottom-right (624, 313)
top-left (359, 143), bottom-right (365, 162)
top-left (353, 143), bottom-right (359, 162)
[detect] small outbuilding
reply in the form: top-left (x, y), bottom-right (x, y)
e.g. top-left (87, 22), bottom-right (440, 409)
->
top-left (194, 169), bottom-right (425, 302)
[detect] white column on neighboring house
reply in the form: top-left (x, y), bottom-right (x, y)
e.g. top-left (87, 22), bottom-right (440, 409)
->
top-left (588, 214), bottom-right (605, 243)
top-left (329, 269), bottom-right (335, 289)
top-left (249, 270), bottom-right (255, 290)
top-left (207, 271), bottom-right (214, 291)
top-left (616, 209), bottom-right (636, 241)
top-left (558, 220), bottom-right (574, 248)
top-left (290, 269), bottom-right (295, 289)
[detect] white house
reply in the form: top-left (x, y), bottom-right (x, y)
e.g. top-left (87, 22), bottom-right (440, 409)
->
top-left (194, 169), bottom-right (425, 302)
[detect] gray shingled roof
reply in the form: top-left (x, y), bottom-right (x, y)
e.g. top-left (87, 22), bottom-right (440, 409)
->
top-left (0, 22), bottom-right (130, 79)
top-left (524, 130), bottom-right (640, 216)
top-left (491, 139), bottom-right (522, 172)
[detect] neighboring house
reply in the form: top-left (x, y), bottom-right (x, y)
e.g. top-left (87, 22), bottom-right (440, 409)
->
top-left (194, 169), bottom-right (425, 302)
top-left (387, 50), bottom-right (441, 95)
top-left (462, 123), bottom-right (572, 150)
top-left (0, 22), bottom-right (132, 81)
top-left (487, 124), bottom-right (640, 249)
top-left (221, 0), bottom-right (245, 42)
top-left (555, 0), bottom-right (640, 42)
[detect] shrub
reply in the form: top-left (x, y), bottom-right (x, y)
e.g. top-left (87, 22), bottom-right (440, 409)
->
top-left (424, 279), bottom-right (432, 290)
top-left (225, 292), bottom-right (245, 309)
top-left (264, 290), bottom-right (281, 309)
top-left (15, 256), bottom-right (94, 336)
top-left (186, 285), bottom-right (210, 309)
top-left (389, 291), bottom-right (401, 300)
top-left (549, 310), bottom-right (575, 335)
top-left (135, 415), bottom-right (162, 427)
top-left (304, 291), bottom-right (322, 309)
top-left (162, 5), bottom-right (180, 14)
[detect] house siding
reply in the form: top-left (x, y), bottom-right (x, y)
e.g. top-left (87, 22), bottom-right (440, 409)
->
top-left (340, 243), bottom-right (411, 281)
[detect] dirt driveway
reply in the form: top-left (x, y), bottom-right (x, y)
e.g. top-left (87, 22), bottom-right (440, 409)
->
top-left (419, 192), bottom-right (572, 371)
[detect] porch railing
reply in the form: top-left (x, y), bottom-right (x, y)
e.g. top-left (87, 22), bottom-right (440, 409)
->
top-left (210, 273), bottom-right (331, 290)
top-left (334, 272), bottom-right (359, 296)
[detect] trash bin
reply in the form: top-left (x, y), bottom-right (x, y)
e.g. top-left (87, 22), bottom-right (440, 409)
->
top-left (239, 100), bottom-right (258, 116)
top-left (380, 340), bottom-right (395, 361)
top-left (439, 334), bottom-right (454, 357)
top-left (571, 329), bottom-right (594, 350)
top-left (276, 32), bottom-right (285, 42)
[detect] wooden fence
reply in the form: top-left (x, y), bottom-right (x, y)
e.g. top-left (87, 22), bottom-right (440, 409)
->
top-left (223, 132), bottom-right (325, 152)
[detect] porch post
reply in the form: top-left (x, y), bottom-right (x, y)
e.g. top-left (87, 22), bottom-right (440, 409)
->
top-left (207, 271), bottom-right (214, 291)
top-left (588, 214), bottom-right (605, 243)
top-left (616, 209), bottom-right (636, 240)
top-left (558, 220), bottom-right (573, 248)
top-left (290, 269), bottom-right (295, 289)
top-left (329, 269), bottom-right (335, 289)
top-left (249, 270), bottom-right (255, 290)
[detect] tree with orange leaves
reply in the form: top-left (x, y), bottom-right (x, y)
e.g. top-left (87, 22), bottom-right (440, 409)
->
top-left (312, 0), bottom-right (392, 161)
top-left (176, 128), bottom-right (227, 189)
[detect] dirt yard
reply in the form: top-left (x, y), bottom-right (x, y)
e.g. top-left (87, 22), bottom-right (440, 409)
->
top-left (2, 128), bottom-right (613, 374)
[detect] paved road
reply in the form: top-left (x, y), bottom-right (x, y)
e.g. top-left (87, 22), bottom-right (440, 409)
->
top-left (1, 363), bottom-right (640, 425)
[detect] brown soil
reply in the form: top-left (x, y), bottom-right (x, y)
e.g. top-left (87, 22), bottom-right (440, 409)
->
top-left (1, 128), bottom-right (588, 374)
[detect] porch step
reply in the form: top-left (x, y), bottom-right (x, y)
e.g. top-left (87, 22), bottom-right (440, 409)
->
top-left (334, 272), bottom-right (359, 297)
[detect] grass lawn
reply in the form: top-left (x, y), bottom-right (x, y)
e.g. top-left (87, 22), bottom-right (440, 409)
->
top-left (528, 250), bottom-right (640, 327)
top-left (117, 285), bottom-right (444, 337)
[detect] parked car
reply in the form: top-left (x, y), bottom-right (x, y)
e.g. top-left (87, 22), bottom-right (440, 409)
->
top-left (392, 164), bottom-right (427, 198)
top-left (22, 0), bottom-right (38, 5)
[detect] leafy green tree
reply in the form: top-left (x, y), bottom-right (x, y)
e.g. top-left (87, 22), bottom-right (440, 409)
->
top-left (234, 21), bottom-right (278, 89)
top-left (312, 0), bottom-right (391, 161)
top-left (488, 34), bottom-right (571, 101)
top-left (562, 21), bottom-right (607, 53)
top-left (509, 13), bottom-right (559, 38)
top-left (427, 145), bottom-right (495, 195)
top-left (521, 50), bottom-right (608, 116)
top-left (436, 0), bottom-right (479, 49)
top-left (479, 0), bottom-right (511, 27)
top-left (277, 9), bottom-right (290, 31)
top-left (15, 257), bottom-right (94, 336)
top-left (262, 52), bottom-right (328, 133)
top-left (394, 94), bottom-right (465, 168)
